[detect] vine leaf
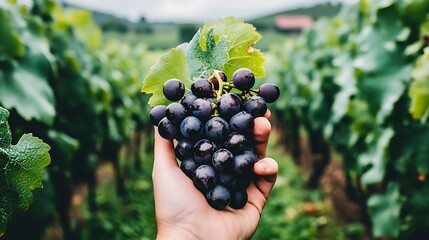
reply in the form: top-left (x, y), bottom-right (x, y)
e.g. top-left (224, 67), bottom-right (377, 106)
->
top-left (141, 48), bottom-right (191, 107)
top-left (179, 28), bottom-right (229, 79)
top-left (200, 17), bottom-right (265, 78)
top-left (142, 17), bottom-right (265, 107)
top-left (0, 106), bottom-right (51, 233)
top-left (367, 182), bottom-right (401, 238)
top-left (409, 47), bottom-right (429, 121)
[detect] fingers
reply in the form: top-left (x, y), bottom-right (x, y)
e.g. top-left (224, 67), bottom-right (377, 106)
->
top-left (153, 127), bottom-right (178, 173)
top-left (253, 117), bottom-right (271, 159)
top-left (253, 158), bottom-right (278, 199)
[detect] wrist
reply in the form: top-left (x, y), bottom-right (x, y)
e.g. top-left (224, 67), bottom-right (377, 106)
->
top-left (156, 222), bottom-right (200, 240)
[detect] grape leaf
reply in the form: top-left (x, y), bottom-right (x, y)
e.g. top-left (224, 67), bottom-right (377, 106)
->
top-left (409, 47), bottom-right (429, 121)
top-left (141, 48), bottom-right (191, 107)
top-left (0, 1), bottom-right (56, 125)
top-left (0, 106), bottom-right (51, 233)
top-left (359, 128), bottom-right (394, 185)
top-left (367, 182), bottom-right (401, 237)
top-left (142, 17), bottom-right (265, 107)
top-left (178, 28), bottom-right (229, 79)
top-left (200, 17), bottom-right (265, 78)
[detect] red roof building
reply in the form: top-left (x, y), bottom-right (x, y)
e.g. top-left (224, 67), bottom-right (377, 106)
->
top-left (274, 15), bottom-right (313, 33)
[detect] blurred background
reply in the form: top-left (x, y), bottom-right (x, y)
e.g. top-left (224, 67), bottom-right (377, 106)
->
top-left (1, 0), bottom-right (428, 239)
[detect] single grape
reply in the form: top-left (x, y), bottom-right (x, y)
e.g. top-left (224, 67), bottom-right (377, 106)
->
top-left (190, 98), bottom-right (213, 121)
top-left (233, 151), bottom-right (257, 175)
top-left (176, 138), bottom-right (194, 157)
top-left (229, 189), bottom-right (248, 209)
top-left (218, 71), bottom-right (227, 82)
top-left (205, 117), bottom-right (230, 143)
top-left (194, 139), bottom-right (217, 164)
top-left (244, 96), bottom-right (267, 118)
top-left (218, 171), bottom-right (237, 190)
top-left (193, 164), bottom-right (217, 192)
top-left (205, 185), bottom-right (231, 210)
top-left (181, 93), bottom-right (198, 111)
top-left (218, 171), bottom-right (251, 191)
top-left (158, 117), bottom-right (180, 140)
top-left (229, 111), bottom-right (254, 135)
top-left (212, 148), bottom-right (233, 171)
top-left (217, 93), bottom-right (242, 119)
top-left (258, 83), bottom-right (280, 103)
top-left (232, 68), bottom-right (255, 91)
top-left (180, 157), bottom-right (199, 179)
top-left (166, 102), bottom-right (186, 123)
top-left (191, 78), bottom-right (213, 98)
top-left (180, 116), bottom-right (203, 139)
top-left (225, 133), bottom-right (248, 154)
top-left (163, 79), bottom-right (185, 101)
top-left (149, 105), bottom-right (167, 126)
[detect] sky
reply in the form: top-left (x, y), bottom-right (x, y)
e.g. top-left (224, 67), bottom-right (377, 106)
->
top-left (59, 0), bottom-right (358, 23)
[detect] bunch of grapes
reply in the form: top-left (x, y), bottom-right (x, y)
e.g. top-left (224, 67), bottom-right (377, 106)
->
top-left (149, 68), bottom-right (280, 210)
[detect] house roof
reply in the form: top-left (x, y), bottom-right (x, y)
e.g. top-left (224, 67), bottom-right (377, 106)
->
top-left (275, 15), bottom-right (313, 30)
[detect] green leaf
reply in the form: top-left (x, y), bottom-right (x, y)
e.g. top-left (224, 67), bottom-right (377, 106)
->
top-left (141, 48), bottom-right (192, 107)
top-left (200, 17), bottom-right (265, 78)
top-left (0, 106), bottom-right (51, 230)
top-left (142, 17), bottom-right (266, 107)
top-left (354, 5), bottom-right (412, 124)
top-left (409, 47), bottom-right (429, 121)
top-left (367, 182), bottom-right (401, 237)
top-left (359, 128), bottom-right (394, 185)
top-left (179, 28), bottom-right (229, 79)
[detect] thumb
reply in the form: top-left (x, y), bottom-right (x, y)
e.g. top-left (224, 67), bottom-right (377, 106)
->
top-left (153, 127), bottom-right (178, 173)
top-left (253, 158), bottom-right (278, 199)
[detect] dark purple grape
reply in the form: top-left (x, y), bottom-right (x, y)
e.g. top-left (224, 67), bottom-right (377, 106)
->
top-left (217, 93), bottom-right (242, 119)
top-left (225, 133), bottom-right (248, 154)
top-left (176, 138), bottom-right (194, 157)
top-left (193, 164), bottom-right (217, 192)
top-left (180, 157), bottom-right (199, 179)
top-left (244, 96), bottom-right (267, 118)
top-left (166, 102), bottom-right (186, 123)
top-left (190, 98), bottom-right (212, 121)
top-left (229, 111), bottom-right (254, 135)
top-left (233, 151), bottom-right (257, 175)
top-left (211, 79), bottom-right (219, 90)
top-left (212, 148), bottom-right (233, 171)
top-left (194, 139), bottom-right (217, 164)
top-left (191, 78), bottom-right (213, 98)
top-left (205, 117), bottom-right (230, 143)
top-left (163, 79), bottom-right (185, 101)
top-left (149, 105), bottom-right (167, 126)
top-left (180, 116), bottom-right (203, 139)
top-left (158, 117), bottom-right (180, 140)
top-left (181, 93), bottom-right (198, 111)
top-left (229, 189), bottom-right (248, 209)
top-left (218, 71), bottom-right (227, 82)
top-left (218, 171), bottom-right (237, 190)
top-left (259, 83), bottom-right (280, 103)
top-left (205, 185), bottom-right (231, 210)
top-left (232, 68), bottom-right (255, 91)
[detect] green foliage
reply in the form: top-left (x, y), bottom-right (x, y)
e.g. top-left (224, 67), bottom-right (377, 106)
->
top-left (0, 107), bottom-right (51, 234)
top-left (0, 0), bottom-right (153, 236)
top-left (142, 17), bottom-right (265, 107)
top-left (270, 0), bottom-right (429, 238)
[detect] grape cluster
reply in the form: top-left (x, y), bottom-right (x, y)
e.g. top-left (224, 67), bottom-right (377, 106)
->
top-left (150, 68), bottom-right (280, 210)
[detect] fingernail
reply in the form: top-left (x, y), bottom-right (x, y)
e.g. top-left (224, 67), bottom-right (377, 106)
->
top-left (257, 162), bottom-right (268, 171)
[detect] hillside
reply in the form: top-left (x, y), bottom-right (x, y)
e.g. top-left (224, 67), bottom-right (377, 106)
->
top-left (249, 3), bottom-right (342, 30)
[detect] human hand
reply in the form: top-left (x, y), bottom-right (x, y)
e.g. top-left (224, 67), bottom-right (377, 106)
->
top-left (152, 111), bottom-right (278, 240)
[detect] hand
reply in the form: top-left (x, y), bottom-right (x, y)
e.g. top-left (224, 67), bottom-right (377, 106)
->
top-left (152, 111), bottom-right (278, 240)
